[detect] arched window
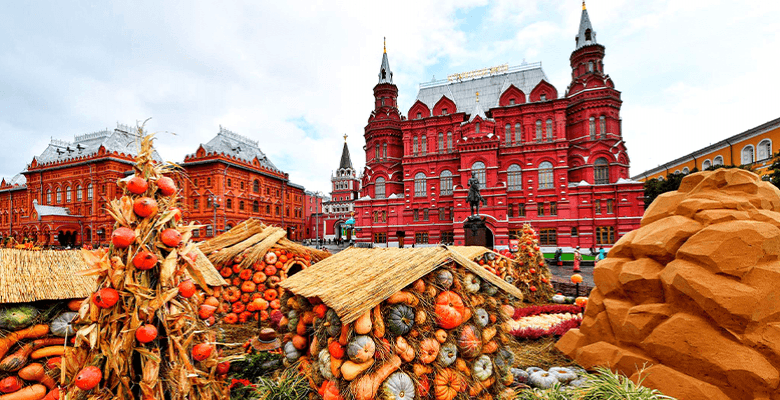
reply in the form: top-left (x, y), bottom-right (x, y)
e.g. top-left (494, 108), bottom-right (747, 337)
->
top-left (505, 124), bottom-right (511, 145)
top-left (383, 142), bottom-right (387, 159)
top-left (253, 180), bottom-right (260, 193)
top-left (447, 132), bottom-right (453, 152)
top-left (46, 189), bottom-right (51, 204)
top-left (594, 157), bottom-right (609, 184)
top-left (56, 187), bottom-right (62, 203)
top-left (206, 225), bottom-right (213, 237)
top-left (438, 170), bottom-right (453, 196)
top-left (471, 162), bottom-right (486, 189)
top-left (759, 139), bottom-right (772, 160)
top-left (713, 156), bottom-right (724, 166)
top-left (421, 135), bottom-right (427, 155)
top-left (414, 172), bottom-right (427, 197)
top-left (588, 61), bottom-right (593, 72)
top-left (252, 201), bottom-right (259, 213)
top-left (375, 144), bottom-right (379, 160)
top-left (702, 159), bottom-right (712, 170)
top-left (76, 185), bottom-right (82, 201)
top-left (266, 205), bottom-right (270, 214)
top-left (375, 177), bottom-right (385, 199)
top-left (535, 120), bottom-right (542, 142)
top-left (66, 186), bottom-right (72, 202)
top-left (413, 136), bottom-right (418, 156)
top-left (475, 123), bottom-right (480, 134)
top-left (507, 164), bottom-right (522, 191)
top-left (226, 198), bottom-right (232, 209)
top-left (599, 116), bottom-right (606, 139)
top-left (589, 117), bottom-right (596, 139)
top-left (515, 123), bottom-right (522, 144)
top-left (538, 161), bottom-right (553, 189)
top-left (546, 119), bottom-right (553, 141)
top-left (682, 167), bottom-right (690, 174)
top-left (438, 132), bottom-right (444, 153)
top-left (741, 145), bottom-right (755, 165)
top-left (239, 200), bottom-right (245, 211)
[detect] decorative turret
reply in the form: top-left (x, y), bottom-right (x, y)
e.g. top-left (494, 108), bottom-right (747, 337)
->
top-left (575, 1), bottom-right (597, 49)
top-left (568, 1), bottom-right (613, 96)
top-left (378, 37), bottom-right (393, 84)
top-left (338, 134), bottom-right (354, 173)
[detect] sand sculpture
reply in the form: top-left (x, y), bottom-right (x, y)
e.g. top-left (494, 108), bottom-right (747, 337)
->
top-left (557, 169), bottom-right (780, 400)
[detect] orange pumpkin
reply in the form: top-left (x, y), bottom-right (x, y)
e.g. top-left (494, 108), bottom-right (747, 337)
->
top-left (232, 302), bottom-right (246, 313)
top-left (434, 368), bottom-right (464, 400)
top-left (223, 287), bottom-right (241, 303)
top-left (241, 281), bottom-right (256, 293)
top-left (156, 176), bottom-right (177, 196)
top-left (133, 197), bottom-right (158, 218)
top-left (264, 265), bottom-right (278, 276)
top-left (204, 296), bottom-right (221, 307)
top-left (435, 291), bottom-right (465, 329)
top-left (192, 343), bottom-right (213, 361)
top-left (457, 325), bottom-right (482, 358)
top-left (75, 366), bottom-right (102, 390)
top-left (252, 271), bottom-right (267, 284)
top-left (160, 228), bottom-right (181, 247)
top-left (435, 329), bottom-right (448, 343)
top-left (135, 324), bottom-right (158, 344)
top-left (263, 289), bottom-right (278, 301)
top-left (270, 299), bottom-right (281, 309)
top-left (93, 287), bottom-right (120, 308)
top-left (239, 269), bottom-right (253, 281)
top-left (220, 267), bottom-right (233, 278)
top-left (418, 338), bottom-right (440, 364)
top-left (127, 176), bottom-right (148, 194)
top-left (132, 250), bottom-right (158, 270)
top-left (0, 376), bottom-right (22, 393)
top-left (178, 280), bottom-right (196, 298)
top-left (223, 313), bottom-right (238, 324)
top-left (111, 227), bottom-right (135, 248)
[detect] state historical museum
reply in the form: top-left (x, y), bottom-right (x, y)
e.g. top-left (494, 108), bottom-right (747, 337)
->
top-left (355, 4), bottom-right (645, 249)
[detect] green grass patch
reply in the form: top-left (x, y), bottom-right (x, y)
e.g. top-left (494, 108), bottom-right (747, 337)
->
top-left (543, 253), bottom-right (596, 261)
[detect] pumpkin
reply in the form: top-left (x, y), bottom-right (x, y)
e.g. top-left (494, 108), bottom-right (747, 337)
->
top-left (135, 324), bottom-right (157, 344)
top-left (437, 343), bottom-right (457, 367)
top-left (382, 371), bottom-right (415, 400)
top-left (0, 305), bottom-right (38, 331)
top-left (474, 308), bottom-right (489, 327)
top-left (49, 311), bottom-right (77, 337)
top-left (340, 358), bottom-right (374, 381)
top-left (75, 365), bottom-right (102, 390)
top-left (418, 338), bottom-right (439, 364)
top-left (0, 376), bottom-right (22, 393)
top-left (551, 294), bottom-right (566, 304)
top-left (178, 279), bottom-right (196, 298)
top-left (436, 269), bottom-right (454, 289)
top-left (157, 176), bottom-right (177, 196)
top-left (472, 355), bottom-right (493, 381)
top-left (434, 368), bottom-right (464, 400)
top-left (457, 325), bottom-right (482, 358)
top-left (463, 273), bottom-right (481, 293)
top-left (132, 250), bottom-right (158, 270)
top-left (133, 197), bottom-right (158, 218)
top-left (570, 377), bottom-right (589, 387)
top-left (575, 297), bottom-right (588, 307)
top-left (347, 336), bottom-right (376, 363)
top-left (412, 279), bottom-right (426, 293)
top-left (435, 329), bottom-right (447, 343)
top-left (526, 366), bottom-right (544, 375)
top-left (111, 227), bottom-right (135, 248)
top-left (93, 287), bottom-right (119, 308)
top-left (386, 304), bottom-right (415, 336)
top-left (511, 368), bottom-right (529, 384)
top-left (318, 349), bottom-right (336, 381)
top-left (284, 341), bottom-right (302, 362)
top-left (292, 335), bottom-right (308, 350)
top-left (320, 380), bottom-right (343, 400)
top-left (127, 176), bottom-right (148, 194)
top-left (549, 367), bottom-right (578, 383)
top-left (325, 309), bottom-right (342, 337)
top-left (394, 336), bottom-right (414, 362)
top-left (529, 370), bottom-right (558, 389)
top-left (480, 281), bottom-right (498, 296)
top-left (264, 252), bottom-right (278, 265)
top-left (434, 291), bottom-right (465, 329)
top-left (328, 341), bottom-right (345, 359)
top-left (192, 343), bottom-right (213, 361)
top-left (160, 228), bottom-right (181, 247)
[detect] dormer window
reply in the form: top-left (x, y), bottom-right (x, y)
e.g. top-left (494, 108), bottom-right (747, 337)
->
top-left (540, 94), bottom-right (547, 101)
top-left (442, 108), bottom-right (448, 115)
top-left (509, 99), bottom-right (515, 105)
top-left (381, 69), bottom-right (387, 80)
top-left (417, 112), bottom-right (422, 119)
top-left (585, 29), bottom-right (592, 41)
top-left (588, 61), bottom-right (593, 72)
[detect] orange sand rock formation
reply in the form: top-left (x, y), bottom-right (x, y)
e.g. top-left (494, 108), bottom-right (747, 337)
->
top-left (557, 169), bottom-right (780, 400)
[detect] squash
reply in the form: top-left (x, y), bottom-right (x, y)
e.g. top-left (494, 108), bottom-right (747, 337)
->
top-left (463, 273), bottom-right (481, 293)
top-left (18, 363), bottom-right (55, 389)
top-left (455, 358), bottom-right (470, 374)
top-left (354, 311), bottom-right (372, 335)
top-left (468, 376), bottom-right (494, 397)
top-left (526, 366), bottom-right (544, 375)
top-left (328, 341), bottom-right (345, 360)
top-left (41, 388), bottom-right (59, 400)
top-left (318, 349), bottom-right (336, 381)
top-left (382, 371), bottom-right (415, 400)
top-left (551, 294), bottom-right (566, 304)
top-left (51, 312), bottom-right (78, 337)
top-left (511, 368), bottom-right (529, 384)
top-left (0, 305), bottom-right (39, 330)
top-left (471, 355), bottom-right (493, 381)
top-left (529, 370), bottom-right (558, 389)
top-left (372, 305), bottom-right (385, 338)
top-left (414, 310), bottom-right (426, 325)
top-left (0, 342), bottom-right (35, 371)
top-left (0, 384), bottom-right (46, 400)
top-left (387, 292), bottom-right (419, 307)
top-left (457, 325), bottom-right (482, 359)
top-left (418, 338), bottom-right (439, 364)
top-left (474, 308), bottom-right (489, 327)
top-left (412, 279), bottom-right (426, 293)
top-left (386, 304), bottom-right (415, 336)
top-left (413, 363), bottom-right (432, 376)
top-left (325, 309), bottom-right (342, 338)
top-left (30, 346), bottom-right (66, 359)
top-left (549, 367), bottom-right (578, 384)
top-left (283, 341), bottom-right (302, 362)
top-left (436, 270), bottom-right (454, 289)
top-left (482, 326), bottom-right (497, 342)
top-left (482, 340), bottom-right (498, 354)
top-left (340, 358), bottom-right (374, 381)
top-left (434, 291), bottom-right (465, 329)
top-left (479, 281), bottom-right (498, 296)
top-left (352, 355), bottom-right (400, 400)
top-left (393, 337), bottom-right (414, 362)
top-left (347, 336), bottom-right (376, 363)
top-left (433, 368), bottom-right (463, 400)
top-left (0, 376), bottom-right (22, 393)
top-left (434, 329), bottom-right (447, 343)
top-left (330, 357), bottom-right (343, 379)
top-left (318, 380), bottom-right (342, 400)
top-left (437, 343), bottom-right (457, 367)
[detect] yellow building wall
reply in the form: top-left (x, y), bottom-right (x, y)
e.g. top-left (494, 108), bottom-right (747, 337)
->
top-left (638, 123), bottom-right (780, 182)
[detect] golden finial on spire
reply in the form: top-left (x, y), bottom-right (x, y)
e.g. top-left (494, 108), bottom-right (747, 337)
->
top-left (476, 92), bottom-right (479, 103)
top-left (343, 133), bottom-right (348, 142)
top-left (384, 37), bottom-right (386, 54)
top-left (582, 0), bottom-right (586, 10)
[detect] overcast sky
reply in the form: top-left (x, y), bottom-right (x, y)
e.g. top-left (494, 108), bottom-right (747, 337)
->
top-left (1, 0), bottom-right (778, 193)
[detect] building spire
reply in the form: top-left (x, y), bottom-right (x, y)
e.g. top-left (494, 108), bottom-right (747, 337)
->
top-left (383, 37), bottom-right (386, 54)
top-left (339, 140), bottom-right (353, 170)
top-left (575, 1), bottom-right (597, 49)
top-left (378, 38), bottom-right (393, 84)
top-left (343, 133), bottom-right (348, 143)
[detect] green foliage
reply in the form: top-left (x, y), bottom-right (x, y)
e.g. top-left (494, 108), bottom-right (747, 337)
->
top-left (643, 172), bottom-right (686, 209)
top-left (230, 352), bottom-right (284, 382)
top-left (512, 367), bottom-right (676, 400)
top-left (250, 368), bottom-right (312, 400)
top-left (515, 382), bottom-right (579, 400)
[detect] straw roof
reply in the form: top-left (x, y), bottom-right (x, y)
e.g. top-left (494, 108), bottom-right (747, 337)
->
top-left (189, 247), bottom-right (228, 287)
top-left (0, 249), bottom-right (96, 303)
top-left (198, 218), bottom-right (331, 267)
top-left (280, 246), bottom-right (524, 324)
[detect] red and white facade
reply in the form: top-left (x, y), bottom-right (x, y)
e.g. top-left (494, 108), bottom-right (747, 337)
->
top-left (320, 141), bottom-right (360, 241)
top-left (355, 5), bottom-right (644, 250)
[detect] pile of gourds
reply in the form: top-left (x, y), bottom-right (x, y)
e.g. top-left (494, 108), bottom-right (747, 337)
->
top-left (280, 263), bottom-right (518, 400)
top-left (0, 302), bottom-right (81, 400)
top-left (213, 248), bottom-right (311, 325)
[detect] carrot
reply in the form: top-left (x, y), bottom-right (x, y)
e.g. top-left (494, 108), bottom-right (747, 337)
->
top-left (31, 346), bottom-right (65, 360)
top-left (18, 363), bottom-right (55, 389)
top-left (0, 384), bottom-right (47, 400)
top-left (0, 343), bottom-right (35, 371)
top-left (0, 325), bottom-right (49, 359)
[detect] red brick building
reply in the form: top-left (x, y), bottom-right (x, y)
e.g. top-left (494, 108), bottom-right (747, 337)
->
top-left (0, 125), bottom-right (305, 246)
top-left (355, 4), bottom-right (645, 250)
top-left (321, 139), bottom-right (360, 241)
top-left (303, 190), bottom-right (326, 240)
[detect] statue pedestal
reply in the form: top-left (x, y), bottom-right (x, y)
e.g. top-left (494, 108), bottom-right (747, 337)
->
top-left (463, 216), bottom-right (488, 247)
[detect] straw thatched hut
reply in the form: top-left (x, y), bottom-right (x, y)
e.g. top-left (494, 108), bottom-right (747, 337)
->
top-left (198, 219), bottom-right (330, 327)
top-left (279, 246), bottom-right (524, 400)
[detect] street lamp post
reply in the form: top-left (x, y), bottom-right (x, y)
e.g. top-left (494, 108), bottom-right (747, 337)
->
top-left (209, 194), bottom-right (220, 237)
